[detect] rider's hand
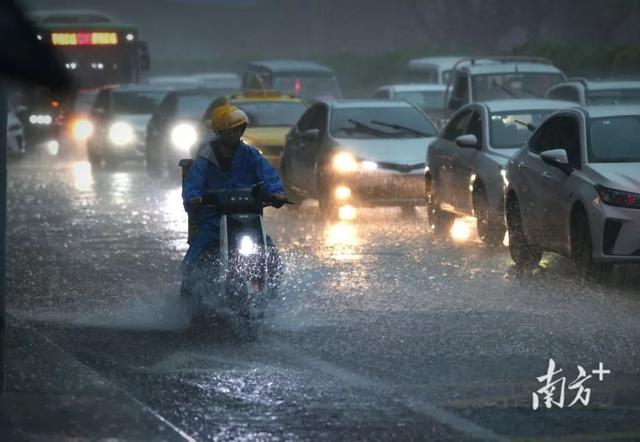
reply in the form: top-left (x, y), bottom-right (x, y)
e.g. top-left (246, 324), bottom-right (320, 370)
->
top-left (188, 196), bottom-right (203, 209)
top-left (270, 193), bottom-right (288, 208)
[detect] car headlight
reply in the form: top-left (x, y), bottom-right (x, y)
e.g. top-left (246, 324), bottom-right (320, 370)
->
top-left (171, 122), bottom-right (198, 152)
top-left (333, 152), bottom-right (358, 172)
top-left (596, 185), bottom-right (640, 209)
top-left (332, 152), bottom-right (379, 173)
top-left (71, 118), bottom-right (94, 141)
top-left (237, 234), bottom-right (259, 256)
top-left (108, 121), bottom-right (134, 146)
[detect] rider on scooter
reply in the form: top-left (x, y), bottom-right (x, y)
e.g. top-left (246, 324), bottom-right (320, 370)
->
top-left (181, 104), bottom-right (288, 294)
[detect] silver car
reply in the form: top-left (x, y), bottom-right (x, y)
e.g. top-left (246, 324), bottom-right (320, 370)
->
top-left (281, 100), bottom-right (439, 218)
top-left (505, 105), bottom-right (640, 278)
top-left (426, 99), bottom-right (571, 246)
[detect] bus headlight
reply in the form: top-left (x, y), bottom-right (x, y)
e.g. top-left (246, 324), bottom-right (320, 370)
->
top-left (171, 123), bottom-right (198, 152)
top-left (108, 122), bottom-right (134, 146)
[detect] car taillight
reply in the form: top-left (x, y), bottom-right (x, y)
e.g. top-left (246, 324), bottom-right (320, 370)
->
top-left (596, 185), bottom-right (640, 209)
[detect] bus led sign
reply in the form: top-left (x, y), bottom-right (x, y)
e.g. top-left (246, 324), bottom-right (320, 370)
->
top-left (51, 32), bottom-right (119, 46)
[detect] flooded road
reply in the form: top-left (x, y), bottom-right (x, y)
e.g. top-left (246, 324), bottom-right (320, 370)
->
top-left (7, 157), bottom-right (640, 441)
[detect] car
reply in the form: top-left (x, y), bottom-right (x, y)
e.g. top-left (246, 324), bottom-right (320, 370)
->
top-left (145, 86), bottom-right (237, 175)
top-left (445, 56), bottom-right (567, 117)
top-left (86, 84), bottom-right (172, 168)
top-left (189, 72), bottom-right (241, 90)
top-left (200, 90), bottom-right (308, 169)
top-left (404, 56), bottom-right (468, 85)
top-left (505, 105), bottom-right (640, 278)
top-left (242, 60), bottom-right (343, 101)
top-left (374, 83), bottom-right (447, 127)
top-left (546, 79), bottom-right (640, 105)
top-left (7, 108), bottom-right (26, 156)
top-left (280, 99), bottom-right (439, 218)
top-left (426, 99), bottom-right (572, 245)
top-left (144, 75), bottom-right (205, 89)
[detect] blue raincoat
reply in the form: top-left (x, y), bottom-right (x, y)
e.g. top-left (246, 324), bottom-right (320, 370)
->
top-left (182, 139), bottom-right (284, 269)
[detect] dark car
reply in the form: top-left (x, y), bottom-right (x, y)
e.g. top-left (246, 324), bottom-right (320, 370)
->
top-left (87, 84), bottom-right (171, 168)
top-left (280, 100), bottom-right (438, 219)
top-left (145, 87), bottom-right (236, 175)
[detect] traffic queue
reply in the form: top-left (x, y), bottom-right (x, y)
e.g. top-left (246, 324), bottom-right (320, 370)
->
top-left (6, 11), bottom-right (640, 282)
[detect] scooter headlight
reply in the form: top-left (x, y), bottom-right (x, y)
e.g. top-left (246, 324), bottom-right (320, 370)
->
top-left (108, 121), bottom-right (134, 146)
top-left (237, 234), bottom-right (259, 256)
top-left (171, 122), bottom-right (198, 152)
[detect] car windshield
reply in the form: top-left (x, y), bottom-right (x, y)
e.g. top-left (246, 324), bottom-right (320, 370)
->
top-left (395, 90), bottom-right (445, 111)
top-left (112, 91), bottom-right (167, 115)
top-left (473, 73), bottom-right (565, 101)
top-left (490, 110), bottom-right (555, 149)
top-left (177, 92), bottom-right (231, 119)
top-left (587, 89), bottom-right (640, 105)
top-left (272, 75), bottom-right (342, 100)
top-left (331, 106), bottom-right (438, 139)
top-left (236, 101), bottom-right (307, 127)
top-left (589, 115), bottom-right (640, 163)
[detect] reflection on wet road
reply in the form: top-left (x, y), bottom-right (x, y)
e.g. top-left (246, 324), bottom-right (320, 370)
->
top-left (7, 158), bottom-right (640, 441)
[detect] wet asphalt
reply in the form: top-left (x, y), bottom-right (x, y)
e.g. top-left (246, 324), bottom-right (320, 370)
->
top-left (6, 155), bottom-right (640, 441)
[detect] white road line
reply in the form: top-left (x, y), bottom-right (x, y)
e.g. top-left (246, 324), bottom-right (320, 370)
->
top-left (270, 342), bottom-right (507, 442)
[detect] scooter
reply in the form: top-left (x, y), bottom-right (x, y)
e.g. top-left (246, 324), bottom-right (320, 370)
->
top-left (179, 159), bottom-right (289, 339)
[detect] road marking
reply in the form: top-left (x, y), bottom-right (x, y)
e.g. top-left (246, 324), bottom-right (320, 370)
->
top-left (270, 342), bottom-right (507, 441)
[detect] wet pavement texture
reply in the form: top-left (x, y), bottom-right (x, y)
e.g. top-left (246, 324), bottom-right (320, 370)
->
top-left (6, 157), bottom-right (640, 441)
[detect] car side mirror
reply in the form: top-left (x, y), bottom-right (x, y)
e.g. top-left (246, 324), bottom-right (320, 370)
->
top-left (541, 149), bottom-right (572, 174)
top-left (301, 128), bottom-right (320, 141)
top-left (448, 97), bottom-right (463, 111)
top-left (455, 134), bottom-right (479, 149)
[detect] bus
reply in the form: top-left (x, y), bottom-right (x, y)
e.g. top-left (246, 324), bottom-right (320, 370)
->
top-left (16, 10), bottom-right (150, 151)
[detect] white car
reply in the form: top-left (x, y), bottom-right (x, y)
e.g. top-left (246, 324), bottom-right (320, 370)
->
top-left (373, 84), bottom-right (447, 126)
top-left (445, 56), bottom-right (566, 117)
top-left (426, 99), bottom-right (571, 246)
top-left (547, 79), bottom-right (640, 106)
top-left (505, 105), bottom-right (640, 278)
top-left (404, 56), bottom-right (468, 85)
top-left (189, 72), bottom-right (241, 90)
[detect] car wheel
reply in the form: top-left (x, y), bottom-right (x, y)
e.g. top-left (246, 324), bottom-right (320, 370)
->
top-left (146, 152), bottom-right (163, 177)
top-left (572, 209), bottom-right (613, 281)
top-left (426, 177), bottom-right (454, 237)
top-left (104, 156), bottom-right (122, 170)
top-left (87, 147), bottom-right (102, 168)
top-left (474, 187), bottom-right (505, 248)
top-left (506, 195), bottom-right (542, 268)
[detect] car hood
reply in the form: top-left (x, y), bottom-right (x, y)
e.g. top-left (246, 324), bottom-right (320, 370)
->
top-left (244, 127), bottom-right (290, 147)
top-left (333, 137), bottom-right (435, 166)
top-left (584, 163), bottom-right (640, 193)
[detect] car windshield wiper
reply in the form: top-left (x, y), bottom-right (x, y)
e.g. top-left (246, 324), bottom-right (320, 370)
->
top-left (370, 120), bottom-right (435, 137)
top-left (344, 118), bottom-right (392, 138)
top-left (491, 79), bottom-right (518, 98)
top-left (512, 119), bottom-right (537, 132)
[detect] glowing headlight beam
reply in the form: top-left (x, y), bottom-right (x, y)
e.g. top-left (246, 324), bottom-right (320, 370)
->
top-left (71, 118), bottom-right (94, 141)
top-left (238, 235), bottom-right (258, 256)
top-left (171, 123), bottom-right (198, 151)
top-left (333, 152), bottom-right (358, 172)
top-left (108, 121), bottom-right (134, 146)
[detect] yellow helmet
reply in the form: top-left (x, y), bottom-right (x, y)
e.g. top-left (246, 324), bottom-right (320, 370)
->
top-left (212, 104), bottom-right (249, 131)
